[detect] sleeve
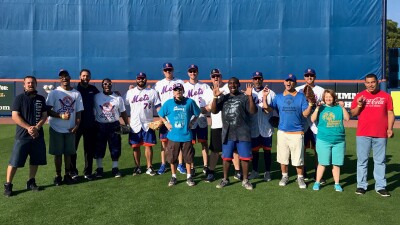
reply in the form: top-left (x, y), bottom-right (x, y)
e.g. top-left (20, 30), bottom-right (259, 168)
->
top-left (386, 93), bottom-right (394, 111)
top-left (124, 91), bottom-right (130, 105)
top-left (118, 96), bottom-right (126, 112)
top-left (215, 94), bottom-right (227, 113)
top-left (158, 103), bottom-right (166, 118)
top-left (11, 95), bottom-right (21, 112)
top-left (203, 85), bottom-right (213, 105)
top-left (76, 92), bottom-right (84, 112)
top-left (192, 99), bottom-right (201, 117)
top-left (153, 90), bottom-right (161, 108)
top-left (46, 91), bottom-right (54, 107)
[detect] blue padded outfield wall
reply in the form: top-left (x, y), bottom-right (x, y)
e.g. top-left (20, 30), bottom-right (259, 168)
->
top-left (0, 0), bottom-right (384, 81)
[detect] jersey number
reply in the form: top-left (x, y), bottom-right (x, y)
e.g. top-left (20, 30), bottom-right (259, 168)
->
top-left (144, 103), bottom-right (152, 109)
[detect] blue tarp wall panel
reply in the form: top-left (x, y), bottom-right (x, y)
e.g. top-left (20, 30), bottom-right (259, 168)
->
top-left (0, 0), bottom-right (384, 80)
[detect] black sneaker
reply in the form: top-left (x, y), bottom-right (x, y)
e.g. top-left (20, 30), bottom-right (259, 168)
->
top-left (168, 177), bottom-right (177, 187)
top-left (53, 175), bottom-right (62, 186)
top-left (203, 166), bottom-right (209, 174)
top-left (94, 168), bottom-right (104, 178)
top-left (26, 178), bottom-right (40, 191)
top-left (186, 177), bottom-right (195, 186)
top-left (70, 170), bottom-right (79, 180)
top-left (234, 172), bottom-right (243, 181)
top-left (132, 167), bottom-right (142, 176)
top-left (190, 168), bottom-right (196, 177)
top-left (63, 174), bottom-right (75, 185)
top-left (112, 167), bottom-right (122, 178)
top-left (4, 182), bottom-right (13, 197)
top-left (376, 189), bottom-right (391, 197)
top-left (205, 172), bottom-right (215, 183)
top-left (84, 174), bottom-right (95, 181)
top-left (355, 188), bottom-right (366, 195)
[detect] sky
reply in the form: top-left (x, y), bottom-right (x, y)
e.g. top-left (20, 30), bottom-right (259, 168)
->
top-left (387, 0), bottom-right (400, 23)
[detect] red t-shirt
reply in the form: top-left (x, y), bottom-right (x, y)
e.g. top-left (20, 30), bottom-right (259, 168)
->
top-left (351, 90), bottom-right (393, 138)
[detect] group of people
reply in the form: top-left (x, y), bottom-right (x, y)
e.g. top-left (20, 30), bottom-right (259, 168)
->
top-left (3, 64), bottom-right (395, 198)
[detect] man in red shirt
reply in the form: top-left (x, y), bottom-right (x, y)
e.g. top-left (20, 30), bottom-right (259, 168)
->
top-left (350, 74), bottom-right (395, 197)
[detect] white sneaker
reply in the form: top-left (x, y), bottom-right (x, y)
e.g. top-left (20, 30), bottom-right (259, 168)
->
top-left (263, 171), bottom-right (271, 182)
top-left (279, 176), bottom-right (289, 186)
top-left (297, 177), bottom-right (307, 189)
top-left (248, 170), bottom-right (259, 180)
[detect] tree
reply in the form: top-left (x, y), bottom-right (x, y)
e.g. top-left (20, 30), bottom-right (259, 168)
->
top-left (387, 19), bottom-right (400, 48)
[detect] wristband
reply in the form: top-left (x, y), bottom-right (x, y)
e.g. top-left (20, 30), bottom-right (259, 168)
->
top-left (213, 96), bottom-right (218, 99)
top-left (60, 114), bottom-right (65, 120)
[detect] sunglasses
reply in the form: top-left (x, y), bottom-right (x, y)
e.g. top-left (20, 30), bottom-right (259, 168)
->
top-left (211, 74), bottom-right (221, 78)
top-left (253, 77), bottom-right (262, 80)
top-left (164, 69), bottom-right (173, 73)
top-left (137, 78), bottom-right (145, 81)
top-left (173, 88), bottom-right (183, 92)
top-left (102, 83), bottom-right (112, 86)
top-left (304, 74), bottom-right (315, 78)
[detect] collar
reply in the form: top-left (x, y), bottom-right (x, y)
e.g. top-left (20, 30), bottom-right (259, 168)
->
top-left (283, 90), bottom-right (297, 96)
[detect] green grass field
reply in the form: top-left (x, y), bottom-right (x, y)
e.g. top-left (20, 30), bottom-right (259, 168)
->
top-left (0, 124), bottom-right (399, 225)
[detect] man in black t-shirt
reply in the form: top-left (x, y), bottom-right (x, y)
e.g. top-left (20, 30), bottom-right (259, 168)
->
top-left (70, 69), bottom-right (99, 181)
top-left (4, 76), bottom-right (48, 197)
top-left (211, 77), bottom-right (257, 190)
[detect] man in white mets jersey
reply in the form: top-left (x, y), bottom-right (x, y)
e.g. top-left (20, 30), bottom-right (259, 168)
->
top-left (183, 64), bottom-right (212, 176)
top-left (154, 63), bottom-right (185, 175)
top-left (93, 78), bottom-right (129, 179)
top-left (125, 72), bottom-right (161, 176)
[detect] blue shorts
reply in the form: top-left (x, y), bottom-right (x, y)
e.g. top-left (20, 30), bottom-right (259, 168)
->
top-left (9, 137), bottom-right (47, 167)
top-left (304, 128), bottom-right (316, 150)
top-left (251, 135), bottom-right (272, 151)
top-left (222, 140), bottom-right (252, 161)
top-left (159, 125), bottom-right (169, 142)
top-left (95, 121), bottom-right (121, 161)
top-left (129, 128), bottom-right (156, 147)
top-left (191, 126), bottom-right (208, 144)
top-left (316, 138), bottom-right (345, 166)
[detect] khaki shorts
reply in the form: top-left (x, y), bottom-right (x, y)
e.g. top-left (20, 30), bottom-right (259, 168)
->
top-left (276, 130), bottom-right (304, 166)
top-left (49, 127), bottom-right (76, 156)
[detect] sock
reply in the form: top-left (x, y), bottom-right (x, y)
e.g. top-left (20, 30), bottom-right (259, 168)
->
top-left (298, 175), bottom-right (304, 178)
top-left (252, 151), bottom-right (259, 171)
top-left (187, 174), bottom-right (191, 179)
top-left (172, 174), bottom-right (177, 178)
top-left (112, 161), bottom-right (118, 168)
top-left (282, 173), bottom-right (288, 177)
top-left (96, 158), bottom-right (103, 168)
top-left (263, 151), bottom-right (272, 172)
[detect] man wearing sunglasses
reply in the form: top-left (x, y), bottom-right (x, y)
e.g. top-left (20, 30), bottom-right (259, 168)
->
top-left (183, 64), bottom-right (212, 176)
top-left (295, 68), bottom-right (325, 183)
top-left (158, 83), bottom-right (200, 187)
top-left (154, 63), bottom-right (186, 175)
top-left (203, 69), bottom-right (242, 182)
top-left (46, 70), bottom-right (84, 186)
top-left (125, 72), bottom-right (161, 176)
top-left (93, 78), bottom-right (129, 178)
top-left (248, 71), bottom-right (276, 182)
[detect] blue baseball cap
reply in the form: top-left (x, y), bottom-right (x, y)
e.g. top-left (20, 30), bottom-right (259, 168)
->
top-left (252, 71), bottom-right (263, 79)
top-left (58, 69), bottom-right (69, 76)
top-left (136, 72), bottom-right (147, 79)
top-left (285, 74), bottom-right (297, 82)
top-left (304, 68), bottom-right (316, 75)
top-left (188, 64), bottom-right (198, 71)
top-left (163, 63), bottom-right (174, 70)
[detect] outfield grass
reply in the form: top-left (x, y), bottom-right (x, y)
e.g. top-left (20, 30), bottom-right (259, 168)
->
top-left (0, 124), bottom-right (399, 225)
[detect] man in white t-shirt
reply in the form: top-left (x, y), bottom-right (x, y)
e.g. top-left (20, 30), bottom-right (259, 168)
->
top-left (295, 68), bottom-right (325, 183)
top-left (125, 72), bottom-right (161, 176)
top-left (154, 63), bottom-right (185, 175)
top-left (46, 70), bottom-right (84, 186)
top-left (184, 64), bottom-right (212, 176)
top-left (93, 78), bottom-right (129, 178)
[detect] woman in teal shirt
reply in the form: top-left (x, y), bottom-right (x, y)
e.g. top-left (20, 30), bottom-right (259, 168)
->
top-left (311, 89), bottom-right (350, 192)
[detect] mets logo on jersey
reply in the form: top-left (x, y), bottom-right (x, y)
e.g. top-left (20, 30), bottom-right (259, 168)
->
top-left (58, 96), bottom-right (75, 113)
top-left (99, 102), bottom-right (116, 121)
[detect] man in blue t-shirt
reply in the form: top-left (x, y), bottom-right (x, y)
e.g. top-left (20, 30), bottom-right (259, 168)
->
top-left (4, 76), bottom-right (48, 197)
top-left (158, 83), bottom-right (200, 187)
top-left (262, 74), bottom-right (313, 189)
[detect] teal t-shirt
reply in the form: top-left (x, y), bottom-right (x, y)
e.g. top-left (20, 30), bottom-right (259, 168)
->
top-left (315, 105), bottom-right (345, 143)
top-left (158, 98), bottom-right (200, 142)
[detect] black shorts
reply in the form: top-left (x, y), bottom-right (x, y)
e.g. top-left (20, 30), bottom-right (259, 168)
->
top-left (9, 137), bottom-right (47, 167)
top-left (166, 140), bottom-right (194, 164)
top-left (209, 128), bottom-right (222, 153)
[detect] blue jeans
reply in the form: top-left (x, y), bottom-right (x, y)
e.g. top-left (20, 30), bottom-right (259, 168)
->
top-left (356, 136), bottom-right (387, 191)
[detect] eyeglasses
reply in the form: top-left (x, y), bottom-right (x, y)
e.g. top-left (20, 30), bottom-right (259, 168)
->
top-left (304, 74), bottom-right (315, 78)
top-left (102, 83), bottom-right (112, 86)
top-left (211, 75), bottom-right (221, 78)
top-left (164, 69), bottom-right (173, 73)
